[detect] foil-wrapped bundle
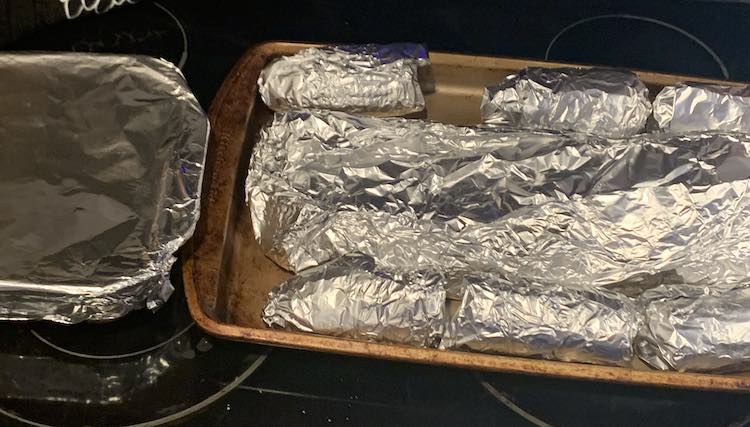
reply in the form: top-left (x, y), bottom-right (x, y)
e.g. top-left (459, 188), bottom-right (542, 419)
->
top-left (0, 53), bottom-right (209, 323)
top-left (654, 83), bottom-right (750, 133)
top-left (247, 110), bottom-right (750, 287)
top-left (637, 284), bottom-right (750, 373)
top-left (258, 43), bottom-right (428, 116)
top-left (481, 67), bottom-right (651, 138)
top-left (441, 274), bottom-right (640, 366)
top-left (262, 254), bottom-right (445, 347)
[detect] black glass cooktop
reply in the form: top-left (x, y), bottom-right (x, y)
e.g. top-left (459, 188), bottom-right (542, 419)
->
top-left (2, 1), bottom-right (750, 425)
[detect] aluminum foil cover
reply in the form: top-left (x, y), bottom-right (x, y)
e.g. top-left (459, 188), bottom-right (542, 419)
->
top-left (481, 67), bottom-right (651, 138)
top-left (258, 43), bottom-right (428, 116)
top-left (654, 83), bottom-right (750, 133)
top-left (262, 254), bottom-right (445, 347)
top-left (247, 110), bottom-right (750, 288)
top-left (637, 284), bottom-right (750, 372)
top-left (0, 53), bottom-right (209, 323)
top-left (441, 274), bottom-right (639, 366)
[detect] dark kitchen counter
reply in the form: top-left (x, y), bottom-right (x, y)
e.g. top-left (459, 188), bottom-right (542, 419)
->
top-left (2, 1), bottom-right (750, 425)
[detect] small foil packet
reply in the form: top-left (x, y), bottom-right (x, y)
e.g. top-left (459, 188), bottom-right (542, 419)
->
top-left (637, 284), bottom-right (750, 373)
top-left (653, 83), bottom-right (750, 133)
top-left (441, 274), bottom-right (640, 367)
top-left (0, 53), bottom-right (209, 323)
top-left (262, 254), bottom-right (445, 347)
top-left (258, 43), bottom-right (428, 116)
top-left (481, 67), bottom-right (651, 138)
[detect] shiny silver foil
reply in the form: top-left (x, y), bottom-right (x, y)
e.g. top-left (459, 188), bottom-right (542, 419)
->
top-left (0, 53), bottom-right (209, 323)
top-left (654, 83), bottom-right (750, 133)
top-left (262, 254), bottom-right (445, 347)
top-left (258, 43), bottom-right (428, 116)
top-left (247, 110), bottom-right (750, 288)
top-left (481, 67), bottom-right (651, 138)
top-left (637, 284), bottom-right (750, 372)
top-left (441, 274), bottom-right (640, 366)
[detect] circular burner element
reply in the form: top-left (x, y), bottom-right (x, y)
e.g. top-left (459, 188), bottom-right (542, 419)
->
top-left (545, 14), bottom-right (728, 80)
top-left (0, 327), bottom-right (269, 427)
top-left (30, 265), bottom-right (194, 359)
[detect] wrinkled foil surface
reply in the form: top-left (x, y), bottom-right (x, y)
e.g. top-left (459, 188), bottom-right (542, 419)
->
top-left (481, 67), bottom-right (651, 138)
top-left (262, 254), bottom-right (445, 347)
top-left (654, 83), bottom-right (750, 133)
top-left (0, 53), bottom-right (209, 323)
top-left (637, 284), bottom-right (750, 372)
top-left (258, 43), bottom-right (428, 116)
top-left (247, 110), bottom-right (750, 288)
top-left (441, 274), bottom-right (640, 366)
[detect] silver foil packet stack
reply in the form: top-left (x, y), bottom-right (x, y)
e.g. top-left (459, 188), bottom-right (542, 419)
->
top-left (481, 67), bottom-right (651, 138)
top-left (654, 83), bottom-right (750, 133)
top-left (247, 110), bottom-right (750, 288)
top-left (0, 53), bottom-right (209, 323)
top-left (441, 274), bottom-right (640, 366)
top-left (637, 284), bottom-right (750, 373)
top-left (258, 43), bottom-right (428, 116)
top-left (262, 254), bottom-right (445, 347)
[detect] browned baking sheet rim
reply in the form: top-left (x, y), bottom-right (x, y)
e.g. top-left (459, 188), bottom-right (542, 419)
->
top-left (183, 41), bottom-right (750, 392)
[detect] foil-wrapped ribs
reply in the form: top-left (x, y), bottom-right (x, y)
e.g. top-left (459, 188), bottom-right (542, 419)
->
top-left (258, 44), bottom-right (428, 116)
top-left (654, 83), bottom-right (750, 133)
top-left (441, 274), bottom-right (640, 366)
top-left (262, 254), bottom-right (446, 347)
top-left (247, 110), bottom-right (750, 289)
top-left (637, 284), bottom-right (750, 373)
top-left (481, 67), bottom-right (651, 138)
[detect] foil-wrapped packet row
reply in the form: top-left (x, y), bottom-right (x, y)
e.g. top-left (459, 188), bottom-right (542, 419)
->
top-left (247, 110), bottom-right (750, 288)
top-left (0, 53), bottom-right (209, 323)
top-left (441, 274), bottom-right (640, 367)
top-left (637, 284), bottom-right (750, 373)
top-left (654, 83), bottom-right (750, 133)
top-left (481, 67), bottom-right (651, 138)
top-left (258, 43), bottom-right (428, 116)
top-left (262, 254), bottom-right (445, 347)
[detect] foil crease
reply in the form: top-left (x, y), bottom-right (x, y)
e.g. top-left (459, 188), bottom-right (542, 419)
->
top-left (481, 67), bottom-right (651, 138)
top-left (654, 83), bottom-right (750, 133)
top-left (0, 53), bottom-right (209, 323)
top-left (441, 274), bottom-right (639, 366)
top-left (262, 254), bottom-right (445, 347)
top-left (258, 43), bottom-right (428, 116)
top-left (247, 110), bottom-right (750, 288)
top-left (637, 284), bottom-right (750, 372)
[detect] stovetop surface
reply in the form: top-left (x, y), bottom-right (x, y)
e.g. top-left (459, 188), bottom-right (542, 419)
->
top-left (2, 1), bottom-right (750, 425)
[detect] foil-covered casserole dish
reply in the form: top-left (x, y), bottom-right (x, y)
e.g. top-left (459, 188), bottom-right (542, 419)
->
top-left (0, 53), bottom-right (209, 323)
top-left (258, 43), bottom-right (428, 116)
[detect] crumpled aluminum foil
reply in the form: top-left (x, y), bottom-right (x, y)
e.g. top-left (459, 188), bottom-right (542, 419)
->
top-left (481, 67), bottom-right (651, 138)
top-left (258, 43), bottom-right (428, 116)
top-left (441, 274), bottom-right (640, 366)
top-left (247, 110), bottom-right (750, 288)
top-left (0, 53), bottom-right (209, 323)
top-left (262, 254), bottom-right (445, 347)
top-left (637, 284), bottom-right (750, 372)
top-left (654, 83), bottom-right (750, 133)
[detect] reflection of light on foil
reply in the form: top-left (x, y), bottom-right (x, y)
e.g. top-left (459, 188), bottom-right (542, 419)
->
top-left (60, 0), bottom-right (139, 20)
top-left (545, 14), bottom-right (729, 80)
